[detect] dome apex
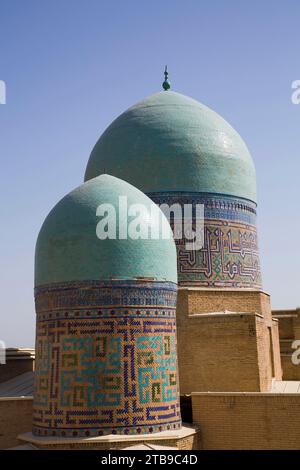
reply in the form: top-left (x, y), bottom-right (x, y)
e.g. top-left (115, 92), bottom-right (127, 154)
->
top-left (162, 65), bottom-right (171, 91)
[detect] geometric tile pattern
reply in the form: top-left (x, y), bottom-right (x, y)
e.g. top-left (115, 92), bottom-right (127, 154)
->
top-left (33, 280), bottom-right (181, 437)
top-left (148, 192), bottom-right (262, 289)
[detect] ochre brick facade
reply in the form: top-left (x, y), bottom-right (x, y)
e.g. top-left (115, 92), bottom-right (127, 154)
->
top-left (0, 398), bottom-right (33, 449)
top-left (177, 289), bottom-right (282, 393)
top-left (192, 392), bottom-right (300, 449)
top-left (255, 316), bottom-right (282, 391)
top-left (280, 356), bottom-right (300, 380)
top-left (18, 427), bottom-right (201, 450)
top-left (178, 288), bottom-right (272, 319)
top-left (272, 309), bottom-right (300, 380)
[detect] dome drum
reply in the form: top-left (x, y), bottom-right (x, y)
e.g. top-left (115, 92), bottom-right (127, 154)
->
top-left (149, 192), bottom-right (261, 288)
top-left (33, 279), bottom-right (181, 437)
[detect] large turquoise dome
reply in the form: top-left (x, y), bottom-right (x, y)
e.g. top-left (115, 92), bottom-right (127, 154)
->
top-left (84, 91), bottom-right (256, 202)
top-left (35, 174), bottom-right (177, 286)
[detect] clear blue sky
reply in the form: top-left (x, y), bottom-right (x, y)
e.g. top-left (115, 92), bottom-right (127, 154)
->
top-left (0, 0), bottom-right (299, 347)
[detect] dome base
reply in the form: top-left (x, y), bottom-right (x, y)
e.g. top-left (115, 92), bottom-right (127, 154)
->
top-left (18, 425), bottom-right (199, 450)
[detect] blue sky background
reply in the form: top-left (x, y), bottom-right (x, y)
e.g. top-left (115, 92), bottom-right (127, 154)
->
top-left (0, 0), bottom-right (299, 346)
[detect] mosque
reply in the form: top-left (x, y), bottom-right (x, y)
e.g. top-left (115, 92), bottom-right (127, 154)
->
top-left (1, 69), bottom-right (300, 450)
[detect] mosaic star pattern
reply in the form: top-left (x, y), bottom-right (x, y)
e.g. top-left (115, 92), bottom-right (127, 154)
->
top-left (148, 192), bottom-right (262, 288)
top-left (33, 281), bottom-right (181, 437)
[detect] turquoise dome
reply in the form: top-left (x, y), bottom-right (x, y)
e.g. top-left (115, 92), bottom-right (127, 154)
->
top-left (35, 174), bottom-right (177, 286)
top-left (84, 91), bottom-right (256, 202)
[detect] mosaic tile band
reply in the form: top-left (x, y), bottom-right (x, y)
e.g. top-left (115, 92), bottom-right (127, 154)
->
top-left (33, 280), bottom-right (181, 437)
top-left (148, 192), bottom-right (262, 289)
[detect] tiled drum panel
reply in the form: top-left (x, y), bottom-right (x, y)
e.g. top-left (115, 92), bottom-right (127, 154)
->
top-left (33, 280), bottom-right (181, 437)
top-left (149, 192), bottom-right (262, 289)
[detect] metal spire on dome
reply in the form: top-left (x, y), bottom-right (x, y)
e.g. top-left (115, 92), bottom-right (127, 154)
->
top-left (162, 65), bottom-right (170, 91)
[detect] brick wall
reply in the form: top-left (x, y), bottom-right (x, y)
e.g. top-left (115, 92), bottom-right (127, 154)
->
top-left (275, 313), bottom-right (295, 339)
top-left (271, 321), bottom-right (283, 379)
top-left (280, 355), bottom-right (300, 380)
top-left (178, 313), bottom-right (263, 393)
top-left (18, 427), bottom-right (201, 450)
top-left (293, 312), bottom-right (300, 343)
top-left (192, 392), bottom-right (300, 449)
top-left (272, 309), bottom-right (300, 380)
top-left (255, 317), bottom-right (282, 391)
top-left (177, 289), bottom-right (282, 393)
top-left (255, 316), bottom-right (272, 391)
top-left (0, 398), bottom-right (33, 449)
top-left (177, 288), bottom-right (272, 320)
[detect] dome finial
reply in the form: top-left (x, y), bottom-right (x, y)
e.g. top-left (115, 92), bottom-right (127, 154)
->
top-left (162, 65), bottom-right (170, 91)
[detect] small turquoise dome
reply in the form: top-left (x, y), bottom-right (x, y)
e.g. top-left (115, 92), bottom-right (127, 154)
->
top-left (84, 91), bottom-right (256, 202)
top-left (35, 174), bottom-right (177, 286)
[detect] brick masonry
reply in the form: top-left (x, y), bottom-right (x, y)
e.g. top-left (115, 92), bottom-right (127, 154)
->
top-left (18, 426), bottom-right (201, 450)
top-left (33, 280), bottom-right (181, 437)
top-left (177, 289), bottom-right (282, 393)
top-left (178, 288), bottom-right (273, 318)
top-left (0, 398), bottom-right (33, 449)
top-left (149, 192), bottom-right (262, 289)
top-left (272, 309), bottom-right (300, 380)
top-left (192, 393), bottom-right (300, 449)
